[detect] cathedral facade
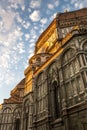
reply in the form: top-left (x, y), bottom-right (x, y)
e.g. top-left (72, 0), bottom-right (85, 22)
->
top-left (0, 8), bottom-right (87, 130)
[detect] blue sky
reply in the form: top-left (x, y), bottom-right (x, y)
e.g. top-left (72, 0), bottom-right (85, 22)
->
top-left (0, 0), bottom-right (87, 104)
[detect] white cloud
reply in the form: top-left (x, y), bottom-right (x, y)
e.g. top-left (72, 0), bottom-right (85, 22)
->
top-left (5, 73), bottom-right (15, 85)
top-left (17, 42), bottom-right (25, 54)
top-left (16, 14), bottom-right (23, 23)
top-left (29, 10), bottom-right (40, 22)
top-left (71, 0), bottom-right (78, 4)
top-left (50, 13), bottom-right (57, 20)
top-left (74, 3), bottom-right (83, 8)
top-left (29, 39), bottom-right (35, 43)
top-left (29, 43), bottom-right (35, 48)
top-left (47, 4), bottom-right (54, 10)
top-left (0, 54), bottom-right (10, 69)
top-left (0, 9), bottom-right (16, 32)
top-left (28, 47), bottom-right (34, 60)
top-left (71, 0), bottom-right (87, 8)
top-left (39, 28), bottom-right (44, 34)
top-left (0, 0), bottom-right (26, 94)
top-left (0, 67), bottom-right (15, 87)
top-left (0, 22), bottom-right (24, 88)
top-left (17, 26), bottom-right (22, 31)
top-left (8, 0), bottom-right (24, 5)
top-left (25, 34), bottom-right (30, 41)
top-left (16, 15), bottom-right (30, 29)
top-left (23, 22), bottom-right (30, 29)
top-left (28, 8), bottom-right (32, 13)
top-left (40, 18), bottom-right (47, 24)
top-left (0, 73), bottom-right (4, 85)
top-left (30, 0), bottom-right (41, 8)
top-left (10, 3), bottom-right (19, 9)
top-left (0, 0), bottom-right (24, 12)
top-left (28, 28), bottom-right (37, 43)
top-left (34, 26), bottom-right (38, 30)
top-left (21, 5), bottom-right (25, 11)
top-left (13, 28), bottom-right (23, 39)
top-left (0, 21), bottom-right (3, 32)
top-left (54, 0), bottom-right (60, 7)
top-left (74, 2), bottom-right (84, 9)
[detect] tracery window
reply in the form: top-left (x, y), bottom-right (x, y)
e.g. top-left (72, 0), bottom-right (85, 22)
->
top-left (80, 42), bottom-right (87, 89)
top-left (1, 108), bottom-right (12, 130)
top-left (83, 42), bottom-right (87, 65)
top-left (62, 48), bottom-right (84, 106)
top-left (23, 100), bottom-right (29, 130)
top-left (13, 108), bottom-right (21, 130)
top-left (48, 62), bottom-right (61, 119)
top-left (37, 72), bottom-right (47, 115)
top-left (83, 42), bottom-right (87, 51)
top-left (23, 98), bottom-right (33, 130)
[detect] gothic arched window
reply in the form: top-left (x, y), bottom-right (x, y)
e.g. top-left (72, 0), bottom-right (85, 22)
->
top-left (36, 72), bottom-right (47, 119)
top-left (82, 42), bottom-right (87, 66)
top-left (23, 100), bottom-right (29, 130)
top-left (13, 108), bottom-right (21, 130)
top-left (47, 62), bottom-right (61, 120)
top-left (1, 108), bottom-right (12, 130)
top-left (62, 48), bottom-right (84, 106)
top-left (83, 42), bottom-right (87, 51)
